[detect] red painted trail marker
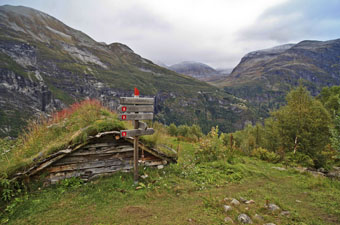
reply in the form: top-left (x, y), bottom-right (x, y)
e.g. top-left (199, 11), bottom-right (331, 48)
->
top-left (118, 88), bottom-right (155, 184)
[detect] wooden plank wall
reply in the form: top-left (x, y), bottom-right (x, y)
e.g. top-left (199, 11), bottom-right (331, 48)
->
top-left (35, 134), bottom-right (165, 184)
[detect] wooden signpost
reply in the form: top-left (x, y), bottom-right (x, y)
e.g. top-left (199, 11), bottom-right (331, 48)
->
top-left (118, 88), bottom-right (155, 183)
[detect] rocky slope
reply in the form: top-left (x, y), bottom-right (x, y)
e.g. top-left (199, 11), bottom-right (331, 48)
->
top-left (218, 40), bottom-right (340, 116)
top-left (0, 5), bottom-right (253, 137)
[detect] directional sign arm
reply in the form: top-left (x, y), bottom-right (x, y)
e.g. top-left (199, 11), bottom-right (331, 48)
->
top-left (118, 105), bottom-right (154, 113)
top-left (119, 113), bottom-right (153, 121)
top-left (120, 97), bottom-right (154, 105)
top-left (120, 128), bottom-right (155, 138)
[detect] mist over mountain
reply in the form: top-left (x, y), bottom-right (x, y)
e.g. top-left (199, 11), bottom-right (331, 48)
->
top-left (168, 61), bottom-right (230, 82)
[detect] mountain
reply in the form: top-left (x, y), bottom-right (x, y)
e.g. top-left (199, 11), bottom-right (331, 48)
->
top-left (217, 40), bottom-right (340, 116)
top-left (169, 61), bottom-right (221, 80)
top-left (0, 5), bottom-right (254, 137)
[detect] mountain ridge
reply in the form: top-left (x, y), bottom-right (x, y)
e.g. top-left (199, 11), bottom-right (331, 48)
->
top-left (215, 39), bottom-right (340, 116)
top-left (0, 5), bottom-right (253, 137)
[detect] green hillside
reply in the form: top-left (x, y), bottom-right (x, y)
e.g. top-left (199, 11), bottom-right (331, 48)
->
top-left (1, 86), bottom-right (340, 224)
top-left (1, 148), bottom-right (339, 224)
top-left (0, 5), bottom-right (253, 137)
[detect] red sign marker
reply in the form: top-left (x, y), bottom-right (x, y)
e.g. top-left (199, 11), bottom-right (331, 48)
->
top-left (122, 106), bottom-right (127, 112)
top-left (121, 131), bottom-right (127, 137)
top-left (121, 115), bottom-right (127, 120)
top-left (134, 87), bottom-right (139, 96)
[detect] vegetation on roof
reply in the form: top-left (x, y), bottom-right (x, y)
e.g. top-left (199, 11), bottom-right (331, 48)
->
top-left (0, 99), bottom-right (126, 177)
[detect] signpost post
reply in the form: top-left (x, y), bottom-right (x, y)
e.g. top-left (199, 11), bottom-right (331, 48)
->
top-left (118, 88), bottom-right (154, 184)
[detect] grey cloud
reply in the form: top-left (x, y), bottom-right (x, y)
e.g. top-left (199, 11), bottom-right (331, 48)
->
top-left (238, 0), bottom-right (340, 43)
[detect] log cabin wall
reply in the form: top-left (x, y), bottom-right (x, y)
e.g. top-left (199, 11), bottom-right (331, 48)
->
top-left (29, 132), bottom-right (170, 184)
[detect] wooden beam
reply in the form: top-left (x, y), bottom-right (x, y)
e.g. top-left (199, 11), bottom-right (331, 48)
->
top-left (120, 97), bottom-right (154, 105)
top-left (117, 105), bottom-right (154, 113)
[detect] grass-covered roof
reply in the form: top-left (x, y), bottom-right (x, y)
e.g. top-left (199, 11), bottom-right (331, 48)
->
top-left (1, 99), bottom-right (127, 177)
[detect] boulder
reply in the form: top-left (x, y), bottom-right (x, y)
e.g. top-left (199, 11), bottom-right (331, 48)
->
top-left (238, 214), bottom-right (252, 224)
top-left (268, 203), bottom-right (280, 211)
top-left (224, 216), bottom-right (234, 224)
top-left (245, 200), bottom-right (255, 204)
top-left (223, 205), bottom-right (232, 213)
top-left (231, 198), bottom-right (240, 206)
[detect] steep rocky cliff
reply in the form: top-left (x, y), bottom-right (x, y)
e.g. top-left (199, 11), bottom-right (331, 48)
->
top-left (0, 5), bottom-right (253, 136)
top-left (218, 40), bottom-right (340, 116)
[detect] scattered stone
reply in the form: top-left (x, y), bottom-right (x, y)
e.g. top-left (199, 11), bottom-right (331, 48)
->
top-left (245, 207), bottom-right (249, 210)
top-left (254, 214), bottom-right (264, 221)
top-left (296, 200), bottom-right (302, 203)
top-left (264, 223), bottom-right (276, 225)
top-left (157, 165), bottom-right (164, 169)
top-left (272, 166), bottom-right (286, 171)
top-left (141, 174), bottom-right (148, 179)
top-left (224, 197), bottom-right (232, 202)
top-left (327, 170), bottom-right (340, 180)
top-left (239, 197), bottom-right (247, 203)
top-left (245, 200), bottom-right (255, 204)
top-left (280, 211), bottom-right (290, 216)
top-left (268, 203), bottom-right (280, 211)
top-left (231, 198), bottom-right (240, 206)
top-left (310, 171), bottom-right (326, 177)
top-left (223, 205), bottom-right (232, 213)
top-left (238, 214), bottom-right (252, 224)
top-left (224, 217), bottom-right (234, 223)
top-left (317, 167), bottom-right (326, 173)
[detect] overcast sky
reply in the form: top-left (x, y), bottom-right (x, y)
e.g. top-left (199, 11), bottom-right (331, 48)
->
top-left (1, 0), bottom-right (340, 68)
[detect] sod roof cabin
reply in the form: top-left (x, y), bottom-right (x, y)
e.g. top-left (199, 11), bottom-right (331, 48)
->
top-left (3, 100), bottom-right (176, 185)
top-left (16, 131), bottom-right (175, 184)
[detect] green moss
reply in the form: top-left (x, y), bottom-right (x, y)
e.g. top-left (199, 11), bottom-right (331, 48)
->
top-left (0, 52), bottom-right (29, 79)
top-left (45, 82), bottom-right (74, 105)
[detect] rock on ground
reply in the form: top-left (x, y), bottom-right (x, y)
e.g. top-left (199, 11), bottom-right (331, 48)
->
top-left (280, 211), bottom-right (290, 216)
top-left (224, 216), bottom-right (234, 223)
top-left (268, 203), bottom-right (280, 211)
top-left (254, 214), bottom-right (264, 221)
top-left (245, 200), bottom-right (255, 204)
top-left (223, 205), bottom-right (232, 212)
top-left (239, 197), bottom-right (247, 203)
top-left (238, 214), bottom-right (252, 224)
top-left (231, 198), bottom-right (240, 206)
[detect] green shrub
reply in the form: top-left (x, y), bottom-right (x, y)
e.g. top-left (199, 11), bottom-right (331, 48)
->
top-left (194, 126), bottom-right (227, 163)
top-left (167, 123), bottom-right (178, 136)
top-left (251, 147), bottom-right (280, 163)
top-left (284, 152), bottom-right (314, 168)
top-left (0, 177), bottom-right (25, 203)
top-left (177, 125), bottom-right (190, 137)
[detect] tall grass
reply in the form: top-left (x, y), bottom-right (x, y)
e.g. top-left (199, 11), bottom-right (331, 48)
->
top-left (1, 99), bottom-right (125, 177)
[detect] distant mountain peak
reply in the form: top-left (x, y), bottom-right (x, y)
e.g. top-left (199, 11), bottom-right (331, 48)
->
top-left (168, 61), bottom-right (218, 79)
top-left (244, 43), bottom-right (296, 58)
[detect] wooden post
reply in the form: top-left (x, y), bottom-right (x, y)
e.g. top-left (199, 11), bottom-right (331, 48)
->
top-left (134, 119), bottom-right (139, 184)
top-left (134, 88), bottom-right (139, 184)
top-left (118, 88), bottom-right (155, 184)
